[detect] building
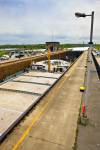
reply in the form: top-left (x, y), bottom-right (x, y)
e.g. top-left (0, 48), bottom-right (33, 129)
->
top-left (46, 42), bottom-right (60, 52)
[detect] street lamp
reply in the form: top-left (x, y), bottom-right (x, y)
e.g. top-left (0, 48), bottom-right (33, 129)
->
top-left (75, 11), bottom-right (94, 45)
top-left (75, 12), bottom-right (95, 123)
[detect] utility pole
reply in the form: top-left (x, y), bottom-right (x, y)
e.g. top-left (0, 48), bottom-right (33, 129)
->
top-left (75, 11), bottom-right (95, 125)
top-left (89, 11), bottom-right (94, 45)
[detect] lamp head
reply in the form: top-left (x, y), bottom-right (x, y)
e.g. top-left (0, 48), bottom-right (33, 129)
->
top-left (75, 12), bottom-right (86, 17)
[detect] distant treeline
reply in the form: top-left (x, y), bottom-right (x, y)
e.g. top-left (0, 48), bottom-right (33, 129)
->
top-left (60, 44), bottom-right (89, 49)
top-left (0, 44), bottom-right (45, 50)
top-left (0, 43), bottom-right (99, 50)
top-left (60, 44), bottom-right (100, 50)
top-left (0, 43), bottom-right (89, 49)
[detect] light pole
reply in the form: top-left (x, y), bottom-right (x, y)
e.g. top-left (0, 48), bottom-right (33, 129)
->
top-left (75, 11), bottom-right (94, 45)
top-left (75, 11), bottom-right (95, 123)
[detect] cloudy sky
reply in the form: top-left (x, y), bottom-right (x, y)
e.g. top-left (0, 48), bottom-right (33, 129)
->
top-left (0, 0), bottom-right (99, 44)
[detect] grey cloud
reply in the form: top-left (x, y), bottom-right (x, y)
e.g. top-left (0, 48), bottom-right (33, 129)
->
top-left (0, 0), bottom-right (99, 44)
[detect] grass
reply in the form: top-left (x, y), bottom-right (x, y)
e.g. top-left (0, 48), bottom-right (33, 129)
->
top-left (94, 44), bottom-right (100, 50)
top-left (0, 50), bottom-right (8, 57)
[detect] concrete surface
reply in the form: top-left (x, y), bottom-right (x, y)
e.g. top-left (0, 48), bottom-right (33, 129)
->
top-left (77, 54), bottom-right (100, 150)
top-left (14, 76), bottom-right (56, 85)
top-left (0, 81), bottom-right (49, 94)
top-left (0, 108), bottom-right (21, 135)
top-left (0, 52), bottom-right (87, 150)
top-left (25, 71), bottom-right (61, 78)
top-left (0, 91), bottom-right (39, 112)
top-left (0, 71), bottom-right (62, 142)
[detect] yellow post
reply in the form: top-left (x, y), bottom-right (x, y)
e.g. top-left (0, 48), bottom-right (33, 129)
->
top-left (48, 48), bottom-right (51, 72)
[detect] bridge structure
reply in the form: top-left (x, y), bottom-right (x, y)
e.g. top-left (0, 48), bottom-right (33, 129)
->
top-left (0, 49), bottom-right (100, 150)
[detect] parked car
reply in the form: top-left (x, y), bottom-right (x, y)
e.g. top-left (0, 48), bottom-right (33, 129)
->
top-left (10, 51), bottom-right (25, 59)
top-left (96, 51), bottom-right (100, 56)
top-left (0, 55), bottom-right (9, 61)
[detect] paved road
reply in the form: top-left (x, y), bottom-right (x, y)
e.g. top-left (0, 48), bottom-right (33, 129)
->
top-left (0, 52), bottom-right (87, 150)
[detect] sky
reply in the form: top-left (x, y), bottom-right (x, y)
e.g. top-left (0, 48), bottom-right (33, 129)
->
top-left (0, 0), bottom-right (100, 44)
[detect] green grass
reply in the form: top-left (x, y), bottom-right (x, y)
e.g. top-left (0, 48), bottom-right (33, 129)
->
top-left (0, 50), bottom-right (8, 57)
top-left (94, 44), bottom-right (100, 50)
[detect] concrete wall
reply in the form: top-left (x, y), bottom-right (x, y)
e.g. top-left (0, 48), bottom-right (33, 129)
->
top-left (0, 51), bottom-right (82, 82)
top-left (92, 53), bottom-right (100, 80)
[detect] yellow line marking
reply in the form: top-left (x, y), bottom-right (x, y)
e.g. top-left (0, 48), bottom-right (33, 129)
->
top-left (12, 53), bottom-right (85, 150)
top-left (12, 100), bottom-right (51, 150)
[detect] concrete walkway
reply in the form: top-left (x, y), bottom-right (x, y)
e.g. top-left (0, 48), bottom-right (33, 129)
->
top-left (77, 55), bottom-right (100, 150)
top-left (0, 52), bottom-right (87, 150)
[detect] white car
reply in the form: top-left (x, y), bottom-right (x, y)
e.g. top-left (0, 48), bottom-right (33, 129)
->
top-left (32, 59), bottom-right (70, 72)
top-left (96, 51), bottom-right (100, 56)
top-left (0, 55), bottom-right (9, 61)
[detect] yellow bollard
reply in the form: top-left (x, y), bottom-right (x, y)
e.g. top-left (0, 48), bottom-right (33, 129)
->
top-left (80, 86), bottom-right (86, 92)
